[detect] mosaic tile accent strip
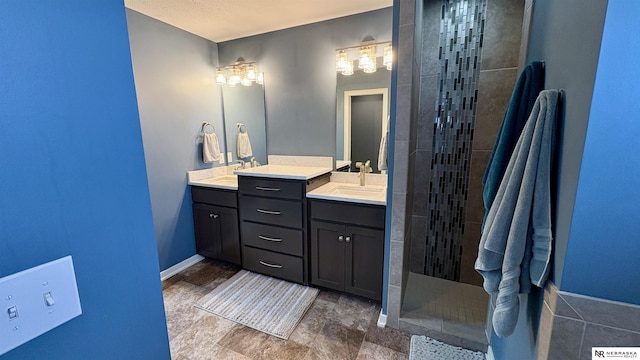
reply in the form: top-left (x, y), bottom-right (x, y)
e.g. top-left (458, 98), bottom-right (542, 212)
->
top-left (424, 0), bottom-right (487, 280)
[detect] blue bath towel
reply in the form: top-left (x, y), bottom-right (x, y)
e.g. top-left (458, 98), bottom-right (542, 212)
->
top-left (482, 61), bottom-right (545, 227)
top-left (475, 90), bottom-right (558, 337)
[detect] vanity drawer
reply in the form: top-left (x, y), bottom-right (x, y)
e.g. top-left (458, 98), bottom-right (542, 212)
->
top-left (242, 222), bottom-right (303, 256)
top-left (242, 246), bottom-right (303, 284)
top-left (238, 177), bottom-right (303, 200)
top-left (309, 199), bottom-right (385, 229)
top-left (191, 186), bottom-right (237, 208)
top-left (240, 196), bottom-right (302, 228)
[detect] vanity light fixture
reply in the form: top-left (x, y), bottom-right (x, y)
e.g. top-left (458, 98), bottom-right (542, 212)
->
top-left (383, 44), bottom-right (393, 70)
top-left (335, 39), bottom-right (392, 76)
top-left (215, 58), bottom-right (264, 87)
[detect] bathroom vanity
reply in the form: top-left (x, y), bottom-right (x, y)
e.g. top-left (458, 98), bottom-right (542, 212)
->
top-left (187, 158), bottom-right (387, 301)
top-left (234, 165), bottom-right (331, 284)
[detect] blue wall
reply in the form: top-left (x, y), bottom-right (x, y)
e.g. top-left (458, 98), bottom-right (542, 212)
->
top-left (560, 0), bottom-right (640, 305)
top-left (126, 10), bottom-right (225, 270)
top-left (0, 1), bottom-right (169, 359)
top-left (218, 8), bottom-right (392, 159)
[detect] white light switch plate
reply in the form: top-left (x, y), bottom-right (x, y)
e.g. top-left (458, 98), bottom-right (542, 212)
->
top-left (1, 256), bottom-right (82, 355)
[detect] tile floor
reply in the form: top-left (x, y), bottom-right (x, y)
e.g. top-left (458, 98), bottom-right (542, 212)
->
top-left (162, 259), bottom-right (412, 359)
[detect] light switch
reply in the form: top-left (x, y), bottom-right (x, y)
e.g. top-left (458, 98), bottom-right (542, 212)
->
top-left (7, 306), bottom-right (18, 320)
top-left (43, 292), bottom-right (55, 307)
top-left (0, 255), bottom-right (82, 355)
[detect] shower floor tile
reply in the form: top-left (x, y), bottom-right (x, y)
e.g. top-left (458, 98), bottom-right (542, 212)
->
top-left (400, 272), bottom-right (489, 345)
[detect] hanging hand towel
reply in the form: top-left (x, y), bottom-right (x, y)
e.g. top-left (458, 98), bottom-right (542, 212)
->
top-left (237, 132), bottom-right (253, 158)
top-left (378, 130), bottom-right (389, 172)
top-left (203, 132), bottom-right (222, 163)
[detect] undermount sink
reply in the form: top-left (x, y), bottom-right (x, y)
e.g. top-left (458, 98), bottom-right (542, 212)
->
top-left (329, 185), bottom-right (385, 197)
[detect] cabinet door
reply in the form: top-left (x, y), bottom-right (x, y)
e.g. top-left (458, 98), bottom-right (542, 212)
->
top-left (192, 203), bottom-right (241, 265)
top-left (345, 225), bottom-right (384, 301)
top-left (310, 221), bottom-right (345, 291)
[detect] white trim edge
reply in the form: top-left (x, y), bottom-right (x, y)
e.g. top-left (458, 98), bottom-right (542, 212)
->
top-left (160, 254), bottom-right (204, 281)
top-left (377, 312), bottom-right (387, 328)
top-left (485, 345), bottom-right (495, 360)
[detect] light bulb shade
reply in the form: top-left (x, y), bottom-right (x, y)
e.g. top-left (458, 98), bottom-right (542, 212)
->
top-left (256, 72), bottom-right (264, 85)
top-left (229, 67), bottom-right (241, 86)
top-left (241, 77), bottom-right (252, 86)
top-left (336, 51), bottom-right (349, 72)
top-left (383, 45), bottom-right (392, 68)
top-left (215, 69), bottom-right (226, 85)
top-left (358, 44), bottom-right (376, 69)
top-left (245, 64), bottom-right (257, 80)
top-left (363, 56), bottom-right (377, 73)
top-left (341, 60), bottom-right (354, 76)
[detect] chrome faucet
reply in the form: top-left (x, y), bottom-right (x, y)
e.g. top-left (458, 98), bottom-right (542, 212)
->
top-left (235, 159), bottom-right (245, 170)
top-left (250, 157), bottom-right (260, 168)
top-left (357, 160), bottom-right (371, 186)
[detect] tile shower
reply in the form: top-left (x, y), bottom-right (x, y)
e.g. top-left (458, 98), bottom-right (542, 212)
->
top-left (386, 0), bottom-right (525, 349)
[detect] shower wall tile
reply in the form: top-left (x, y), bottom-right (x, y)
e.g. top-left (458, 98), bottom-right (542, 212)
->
top-left (396, 84), bottom-right (412, 142)
top-left (412, 150), bottom-right (432, 213)
top-left (473, 68), bottom-right (518, 151)
top-left (390, 240), bottom-right (404, 287)
top-left (580, 324), bottom-right (640, 360)
top-left (481, 0), bottom-right (524, 70)
top-left (399, 0), bottom-right (416, 26)
top-left (418, 75), bottom-right (436, 150)
top-left (459, 221), bottom-right (482, 286)
top-left (398, 24), bottom-right (415, 86)
top-left (465, 150), bottom-right (491, 224)
top-left (420, 0), bottom-right (441, 76)
top-left (387, 285), bottom-right (402, 329)
top-left (392, 141), bottom-right (409, 194)
top-left (546, 314), bottom-right (585, 360)
top-left (538, 283), bottom-right (640, 360)
top-left (410, 215), bottom-right (427, 273)
top-left (391, 192), bottom-right (407, 243)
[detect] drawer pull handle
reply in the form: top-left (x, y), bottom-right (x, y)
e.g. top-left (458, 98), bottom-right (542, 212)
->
top-left (259, 261), bottom-right (283, 269)
top-left (256, 209), bottom-right (282, 215)
top-left (258, 235), bottom-right (283, 242)
top-left (255, 186), bottom-right (281, 192)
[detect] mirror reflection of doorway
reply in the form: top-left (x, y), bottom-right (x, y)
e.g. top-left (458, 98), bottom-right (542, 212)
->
top-left (344, 88), bottom-right (388, 173)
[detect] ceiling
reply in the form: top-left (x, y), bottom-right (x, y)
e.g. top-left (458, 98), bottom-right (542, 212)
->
top-left (125, 0), bottom-right (393, 43)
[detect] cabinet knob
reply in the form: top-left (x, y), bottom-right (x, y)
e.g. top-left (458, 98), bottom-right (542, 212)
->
top-left (209, 213), bottom-right (219, 218)
top-left (338, 235), bottom-right (344, 242)
top-left (345, 236), bottom-right (351, 243)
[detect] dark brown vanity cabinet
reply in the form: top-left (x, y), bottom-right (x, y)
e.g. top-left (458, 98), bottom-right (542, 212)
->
top-left (309, 199), bottom-right (385, 301)
top-left (238, 174), bottom-right (329, 284)
top-left (191, 187), bottom-right (241, 265)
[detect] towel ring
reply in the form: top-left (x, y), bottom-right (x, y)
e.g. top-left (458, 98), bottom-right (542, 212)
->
top-left (236, 122), bottom-right (247, 133)
top-left (202, 122), bottom-right (215, 134)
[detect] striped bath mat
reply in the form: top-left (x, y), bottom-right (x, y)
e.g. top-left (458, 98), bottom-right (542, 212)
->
top-left (195, 270), bottom-right (318, 339)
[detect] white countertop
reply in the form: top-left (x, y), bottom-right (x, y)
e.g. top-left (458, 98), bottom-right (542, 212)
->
top-left (234, 164), bottom-right (332, 180)
top-left (307, 172), bottom-right (388, 206)
top-left (187, 166), bottom-right (238, 190)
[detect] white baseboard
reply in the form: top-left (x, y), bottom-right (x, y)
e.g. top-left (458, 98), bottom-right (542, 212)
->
top-left (160, 254), bottom-right (204, 281)
top-left (485, 345), bottom-right (495, 360)
top-left (377, 312), bottom-right (387, 328)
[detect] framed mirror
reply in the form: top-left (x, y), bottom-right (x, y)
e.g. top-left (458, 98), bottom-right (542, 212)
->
top-left (336, 69), bottom-right (391, 172)
top-left (222, 84), bottom-right (267, 166)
